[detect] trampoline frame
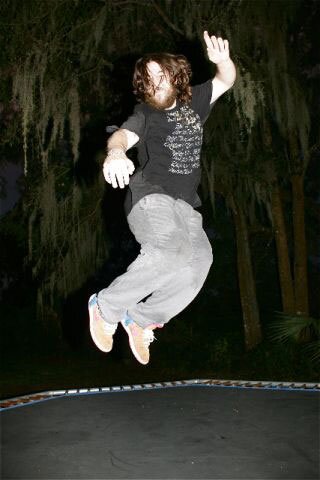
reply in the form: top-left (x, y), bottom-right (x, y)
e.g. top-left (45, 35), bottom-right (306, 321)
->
top-left (1, 378), bottom-right (319, 411)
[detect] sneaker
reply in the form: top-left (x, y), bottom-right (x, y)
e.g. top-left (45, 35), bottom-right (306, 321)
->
top-left (88, 294), bottom-right (117, 353)
top-left (121, 314), bottom-right (155, 365)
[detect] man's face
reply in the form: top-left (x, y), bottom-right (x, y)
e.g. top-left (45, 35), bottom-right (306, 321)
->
top-left (145, 61), bottom-right (177, 110)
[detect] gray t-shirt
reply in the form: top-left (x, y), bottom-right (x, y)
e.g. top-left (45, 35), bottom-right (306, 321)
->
top-left (120, 79), bottom-right (214, 215)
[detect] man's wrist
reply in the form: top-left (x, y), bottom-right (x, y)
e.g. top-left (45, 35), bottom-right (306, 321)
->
top-left (105, 148), bottom-right (127, 163)
top-left (107, 147), bottom-right (126, 154)
top-left (107, 129), bottom-right (128, 153)
top-left (215, 57), bottom-right (233, 67)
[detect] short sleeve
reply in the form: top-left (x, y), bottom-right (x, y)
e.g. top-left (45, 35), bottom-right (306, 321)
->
top-left (191, 79), bottom-right (214, 124)
top-left (120, 104), bottom-right (146, 143)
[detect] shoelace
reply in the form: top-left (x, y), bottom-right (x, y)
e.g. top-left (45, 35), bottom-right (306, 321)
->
top-left (143, 329), bottom-right (155, 346)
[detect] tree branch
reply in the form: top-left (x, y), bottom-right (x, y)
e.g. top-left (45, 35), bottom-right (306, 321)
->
top-left (151, 0), bottom-right (184, 36)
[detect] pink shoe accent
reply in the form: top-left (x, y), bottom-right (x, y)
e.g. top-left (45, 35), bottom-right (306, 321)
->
top-left (148, 323), bottom-right (164, 330)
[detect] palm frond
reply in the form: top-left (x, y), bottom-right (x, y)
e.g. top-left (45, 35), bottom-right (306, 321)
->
top-left (302, 341), bottom-right (320, 365)
top-left (269, 311), bottom-right (320, 343)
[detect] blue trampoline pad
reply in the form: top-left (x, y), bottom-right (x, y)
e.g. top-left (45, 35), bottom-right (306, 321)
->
top-left (1, 381), bottom-right (319, 479)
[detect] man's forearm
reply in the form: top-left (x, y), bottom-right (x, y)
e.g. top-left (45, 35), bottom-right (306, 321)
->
top-left (107, 129), bottom-right (128, 153)
top-left (216, 58), bottom-right (236, 86)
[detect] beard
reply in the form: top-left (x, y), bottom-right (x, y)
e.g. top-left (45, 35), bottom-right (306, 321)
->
top-left (145, 85), bottom-right (177, 110)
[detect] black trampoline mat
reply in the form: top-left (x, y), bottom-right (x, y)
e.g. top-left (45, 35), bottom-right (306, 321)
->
top-left (1, 386), bottom-right (319, 479)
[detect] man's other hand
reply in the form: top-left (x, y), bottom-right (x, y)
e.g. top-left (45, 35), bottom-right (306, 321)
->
top-left (103, 150), bottom-right (135, 189)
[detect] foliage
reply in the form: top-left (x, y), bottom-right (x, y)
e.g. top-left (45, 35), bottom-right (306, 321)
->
top-left (269, 311), bottom-right (320, 365)
top-left (27, 165), bottom-right (109, 316)
top-left (203, 0), bottom-right (313, 216)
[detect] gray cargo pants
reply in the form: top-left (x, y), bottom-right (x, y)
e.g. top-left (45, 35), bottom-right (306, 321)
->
top-left (97, 193), bottom-right (213, 328)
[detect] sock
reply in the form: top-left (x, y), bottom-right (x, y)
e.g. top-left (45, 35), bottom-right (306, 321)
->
top-left (123, 312), bottom-right (134, 327)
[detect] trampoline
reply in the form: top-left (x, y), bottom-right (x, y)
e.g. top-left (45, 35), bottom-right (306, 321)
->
top-left (1, 378), bottom-right (319, 479)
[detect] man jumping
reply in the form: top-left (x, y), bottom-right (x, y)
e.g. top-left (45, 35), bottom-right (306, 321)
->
top-left (88, 31), bottom-right (236, 365)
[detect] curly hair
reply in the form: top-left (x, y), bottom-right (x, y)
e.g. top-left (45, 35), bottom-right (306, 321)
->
top-left (133, 53), bottom-right (192, 104)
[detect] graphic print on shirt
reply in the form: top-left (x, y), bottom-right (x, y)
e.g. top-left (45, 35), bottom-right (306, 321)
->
top-left (164, 105), bottom-right (202, 175)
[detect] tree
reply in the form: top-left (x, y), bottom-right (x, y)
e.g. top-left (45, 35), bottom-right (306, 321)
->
top-left (202, 0), bottom-right (316, 346)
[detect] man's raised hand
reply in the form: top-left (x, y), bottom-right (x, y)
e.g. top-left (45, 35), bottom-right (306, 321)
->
top-left (203, 30), bottom-right (230, 65)
top-left (103, 149), bottom-right (135, 189)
